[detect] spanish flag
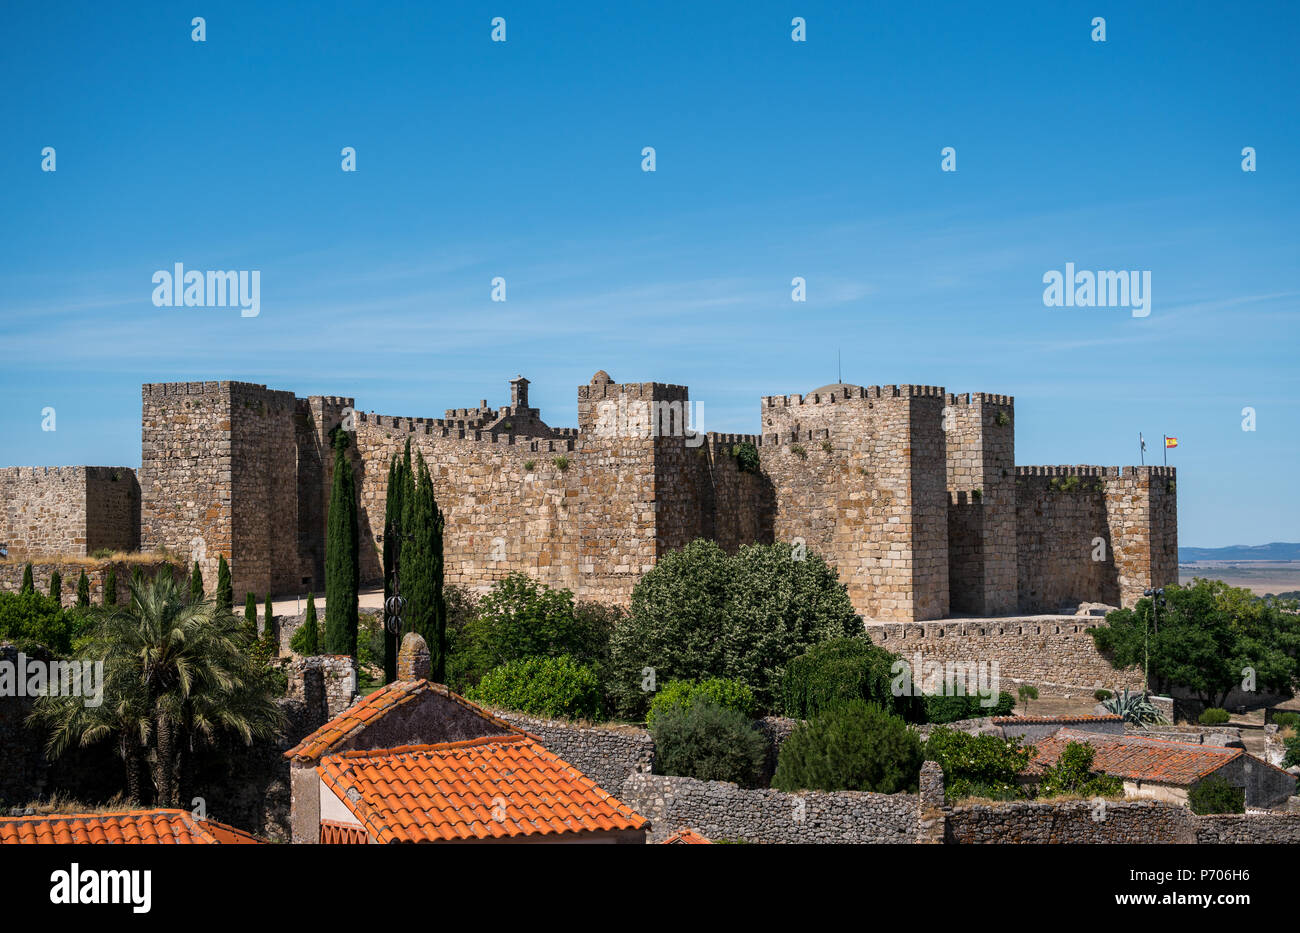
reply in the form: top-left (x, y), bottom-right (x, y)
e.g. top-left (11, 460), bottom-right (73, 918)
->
top-left (1165, 436), bottom-right (1178, 449)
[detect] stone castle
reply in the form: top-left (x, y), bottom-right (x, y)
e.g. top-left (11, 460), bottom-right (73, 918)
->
top-left (0, 371), bottom-right (1177, 622)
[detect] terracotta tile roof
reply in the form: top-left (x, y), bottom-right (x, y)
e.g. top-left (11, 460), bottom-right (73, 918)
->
top-left (318, 735), bottom-right (648, 843)
top-left (662, 829), bottom-right (712, 844)
top-left (992, 714), bottom-right (1123, 724)
top-left (0, 809), bottom-right (264, 845)
top-left (284, 679), bottom-right (518, 762)
top-left (1027, 728), bottom-right (1245, 785)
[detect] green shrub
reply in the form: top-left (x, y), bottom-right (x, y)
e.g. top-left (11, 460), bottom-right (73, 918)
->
top-left (780, 637), bottom-right (921, 721)
top-left (466, 655), bottom-right (603, 720)
top-left (1094, 689), bottom-right (1113, 701)
top-left (922, 690), bottom-right (1014, 724)
top-left (1017, 684), bottom-right (1039, 712)
top-left (1101, 687), bottom-right (1168, 726)
top-left (1283, 732), bottom-right (1300, 769)
top-left (0, 591), bottom-right (90, 656)
top-left (1272, 712), bottom-right (1300, 730)
top-left (1037, 741), bottom-right (1123, 798)
top-left (356, 612), bottom-right (385, 673)
top-left (607, 540), bottom-right (860, 718)
top-left (650, 698), bottom-right (767, 786)
top-left (647, 677), bottom-right (757, 727)
top-left (924, 727), bottom-right (1035, 801)
top-left (20, 564), bottom-right (35, 595)
top-left (1189, 775), bottom-right (1245, 815)
top-left (731, 442), bottom-right (760, 475)
top-left (1198, 707), bottom-right (1231, 725)
top-left (771, 700), bottom-right (922, 794)
top-left (447, 573), bottom-right (613, 693)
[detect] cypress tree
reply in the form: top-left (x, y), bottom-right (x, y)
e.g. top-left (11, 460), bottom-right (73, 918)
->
top-left (20, 564), bottom-right (34, 595)
top-left (404, 453), bottom-right (448, 680)
top-left (299, 593), bottom-right (320, 654)
top-left (215, 555), bottom-right (233, 612)
top-left (264, 593), bottom-right (276, 649)
top-left (103, 568), bottom-right (117, 606)
top-left (49, 570), bottom-right (63, 603)
top-left (382, 442), bottom-right (412, 683)
top-left (244, 592), bottom-right (257, 634)
top-left (324, 430), bottom-right (359, 657)
top-left (190, 561), bottom-right (203, 603)
top-left (76, 570), bottom-right (90, 608)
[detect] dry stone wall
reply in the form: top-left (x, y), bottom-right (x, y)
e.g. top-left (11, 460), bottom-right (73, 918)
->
top-left (492, 710), bottom-right (654, 794)
top-left (622, 772), bottom-right (918, 843)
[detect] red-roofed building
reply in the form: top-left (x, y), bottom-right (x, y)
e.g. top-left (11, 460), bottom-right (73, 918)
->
top-left (286, 636), bottom-right (648, 843)
top-left (0, 809), bottom-right (264, 845)
top-left (662, 829), bottom-right (712, 844)
top-left (1028, 728), bottom-right (1296, 808)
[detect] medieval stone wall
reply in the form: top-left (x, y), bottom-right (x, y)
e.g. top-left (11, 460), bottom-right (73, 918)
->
top-left (1015, 466), bottom-right (1118, 611)
top-left (0, 466), bottom-right (139, 559)
top-left (868, 616), bottom-right (1144, 695)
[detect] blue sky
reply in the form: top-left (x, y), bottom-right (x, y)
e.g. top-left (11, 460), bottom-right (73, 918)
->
top-left (1, 1), bottom-right (1296, 547)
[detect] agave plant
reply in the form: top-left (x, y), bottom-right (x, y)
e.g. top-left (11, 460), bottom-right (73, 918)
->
top-left (1101, 687), bottom-right (1167, 727)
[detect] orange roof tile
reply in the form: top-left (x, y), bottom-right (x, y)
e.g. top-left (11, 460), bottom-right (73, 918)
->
top-left (992, 714), bottom-right (1122, 724)
top-left (284, 679), bottom-right (519, 762)
top-left (0, 809), bottom-right (264, 845)
top-left (318, 735), bottom-right (648, 843)
top-left (662, 829), bottom-right (712, 844)
top-left (1027, 728), bottom-right (1251, 785)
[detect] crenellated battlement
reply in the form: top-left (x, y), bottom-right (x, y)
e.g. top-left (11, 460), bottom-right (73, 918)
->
top-left (762, 383), bottom-right (946, 407)
top-left (945, 392), bottom-right (1014, 407)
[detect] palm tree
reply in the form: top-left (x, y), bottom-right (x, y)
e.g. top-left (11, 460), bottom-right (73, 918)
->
top-left (30, 572), bottom-right (284, 806)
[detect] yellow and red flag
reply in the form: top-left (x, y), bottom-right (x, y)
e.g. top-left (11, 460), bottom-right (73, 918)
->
top-left (1164, 436), bottom-right (1178, 448)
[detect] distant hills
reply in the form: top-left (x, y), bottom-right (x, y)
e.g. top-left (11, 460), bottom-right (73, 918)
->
top-left (1179, 542), bottom-right (1300, 562)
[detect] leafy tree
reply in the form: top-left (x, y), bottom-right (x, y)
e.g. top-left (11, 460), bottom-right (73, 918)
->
top-left (647, 678), bottom-right (758, 727)
top-left (651, 698), bottom-right (767, 786)
top-left (466, 655), bottom-right (604, 720)
top-left (0, 591), bottom-right (89, 655)
top-left (20, 563), bottom-right (35, 595)
top-left (772, 700), bottom-right (922, 794)
top-left (48, 570), bottom-right (62, 603)
top-left (29, 572), bottom-right (284, 806)
top-left (924, 727), bottom-right (1035, 800)
top-left (215, 555), bottom-right (232, 612)
top-left (449, 573), bottom-right (612, 692)
top-left (1189, 775), bottom-right (1245, 815)
top-left (76, 570), bottom-right (90, 608)
top-left (780, 637), bottom-right (921, 721)
top-left (324, 431), bottom-right (359, 657)
top-left (1037, 741), bottom-right (1123, 798)
top-left (1091, 579), bottom-right (1300, 707)
top-left (608, 540), bottom-right (861, 719)
top-left (291, 593), bottom-right (320, 655)
top-left (103, 569), bottom-right (117, 607)
top-left (189, 561), bottom-right (203, 603)
top-left (922, 690), bottom-right (1015, 724)
top-left (1017, 684), bottom-right (1039, 713)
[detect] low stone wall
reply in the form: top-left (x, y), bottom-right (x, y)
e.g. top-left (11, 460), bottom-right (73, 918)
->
top-left (1195, 813), bottom-right (1300, 844)
top-left (867, 616), bottom-right (1142, 695)
top-left (492, 710), bottom-right (654, 794)
top-left (622, 772), bottom-right (918, 843)
top-left (947, 799), bottom-right (1195, 843)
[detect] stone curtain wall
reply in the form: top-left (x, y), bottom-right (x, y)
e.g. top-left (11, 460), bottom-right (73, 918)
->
top-left (229, 382), bottom-right (300, 598)
top-left (758, 385), bottom-right (950, 622)
top-left (0, 467), bottom-right (139, 560)
top-left (353, 413), bottom-right (581, 597)
top-left (493, 710), bottom-right (655, 793)
top-left (622, 772), bottom-right (918, 843)
top-left (1015, 467), bottom-right (1118, 612)
top-left (868, 617), bottom-right (1143, 695)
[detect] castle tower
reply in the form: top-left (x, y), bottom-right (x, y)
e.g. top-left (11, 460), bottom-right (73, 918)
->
top-left (510, 375), bottom-right (529, 410)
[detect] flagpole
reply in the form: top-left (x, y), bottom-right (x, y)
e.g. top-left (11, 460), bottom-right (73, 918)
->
top-left (1163, 436), bottom-right (1167, 467)
top-left (1140, 433), bottom-right (1145, 466)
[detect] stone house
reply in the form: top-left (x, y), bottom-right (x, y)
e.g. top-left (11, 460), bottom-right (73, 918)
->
top-left (283, 634), bottom-right (648, 844)
top-left (1026, 728), bottom-right (1297, 809)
